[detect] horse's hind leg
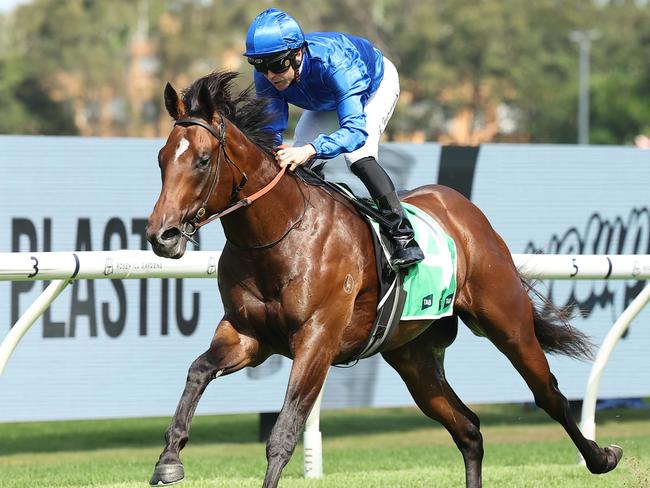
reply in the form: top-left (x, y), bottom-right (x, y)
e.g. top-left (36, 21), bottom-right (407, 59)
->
top-left (383, 316), bottom-right (484, 488)
top-left (150, 319), bottom-right (262, 486)
top-left (464, 278), bottom-right (622, 475)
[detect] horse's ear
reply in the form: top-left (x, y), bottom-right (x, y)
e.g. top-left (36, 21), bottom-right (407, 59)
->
top-left (164, 82), bottom-right (180, 120)
top-left (198, 83), bottom-right (214, 121)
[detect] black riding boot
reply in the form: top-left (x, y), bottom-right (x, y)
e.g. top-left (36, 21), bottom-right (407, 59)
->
top-left (375, 191), bottom-right (425, 269)
top-left (350, 156), bottom-right (424, 269)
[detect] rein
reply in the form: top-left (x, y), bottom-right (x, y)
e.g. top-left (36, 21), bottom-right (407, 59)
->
top-left (173, 116), bottom-right (287, 246)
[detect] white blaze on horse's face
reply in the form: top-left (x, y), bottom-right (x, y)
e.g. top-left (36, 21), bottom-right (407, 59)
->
top-left (174, 138), bottom-right (190, 163)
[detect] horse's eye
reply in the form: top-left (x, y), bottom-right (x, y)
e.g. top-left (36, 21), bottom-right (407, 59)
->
top-left (198, 157), bottom-right (210, 167)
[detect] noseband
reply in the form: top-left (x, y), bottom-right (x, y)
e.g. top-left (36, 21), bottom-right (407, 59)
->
top-left (173, 116), bottom-right (286, 246)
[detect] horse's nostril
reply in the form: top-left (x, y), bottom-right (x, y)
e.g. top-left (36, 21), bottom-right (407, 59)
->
top-left (161, 227), bottom-right (181, 241)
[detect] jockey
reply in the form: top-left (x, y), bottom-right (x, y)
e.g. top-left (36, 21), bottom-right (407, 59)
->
top-left (244, 8), bottom-right (424, 270)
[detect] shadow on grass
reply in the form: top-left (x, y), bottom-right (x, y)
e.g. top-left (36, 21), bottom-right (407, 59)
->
top-left (0, 401), bottom-right (647, 456)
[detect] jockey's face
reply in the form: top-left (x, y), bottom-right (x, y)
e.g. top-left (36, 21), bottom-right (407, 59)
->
top-left (263, 49), bottom-right (302, 91)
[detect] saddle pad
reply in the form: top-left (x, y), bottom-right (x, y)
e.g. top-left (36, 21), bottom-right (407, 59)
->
top-left (371, 202), bottom-right (457, 320)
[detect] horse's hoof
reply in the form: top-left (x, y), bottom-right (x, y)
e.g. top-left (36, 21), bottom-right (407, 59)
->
top-left (150, 463), bottom-right (185, 486)
top-left (605, 444), bottom-right (624, 470)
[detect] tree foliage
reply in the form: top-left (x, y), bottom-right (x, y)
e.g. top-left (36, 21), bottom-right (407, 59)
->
top-left (0, 0), bottom-right (648, 144)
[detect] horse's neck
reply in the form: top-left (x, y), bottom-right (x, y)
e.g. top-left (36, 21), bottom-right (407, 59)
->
top-left (220, 144), bottom-right (307, 249)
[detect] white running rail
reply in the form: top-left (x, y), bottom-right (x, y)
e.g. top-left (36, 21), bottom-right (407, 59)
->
top-left (1, 251), bottom-right (649, 477)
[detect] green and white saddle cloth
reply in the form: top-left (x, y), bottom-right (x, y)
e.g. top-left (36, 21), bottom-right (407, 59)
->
top-left (371, 202), bottom-right (457, 321)
top-left (401, 202), bottom-right (457, 319)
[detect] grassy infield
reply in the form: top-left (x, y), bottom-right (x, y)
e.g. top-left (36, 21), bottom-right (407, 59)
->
top-left (1, 403), bottom-right (648, 488)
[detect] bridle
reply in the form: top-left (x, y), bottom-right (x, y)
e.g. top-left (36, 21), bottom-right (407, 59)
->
top-left (173, 115), bottom-right (287, 246)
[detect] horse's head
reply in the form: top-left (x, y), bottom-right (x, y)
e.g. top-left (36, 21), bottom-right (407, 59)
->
top-left (147, 75), bottom-right (241, 258)
top-left (147, 71), bottom-right (279, 258)
top-left (146, 82), bottom-right (217, 257)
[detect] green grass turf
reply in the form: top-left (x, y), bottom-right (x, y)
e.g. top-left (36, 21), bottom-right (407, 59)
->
top-left (1, 403), bottom-right (648, 487)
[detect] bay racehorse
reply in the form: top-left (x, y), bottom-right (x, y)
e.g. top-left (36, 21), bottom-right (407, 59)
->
top-left (145, 71), bottom-right (622, 488)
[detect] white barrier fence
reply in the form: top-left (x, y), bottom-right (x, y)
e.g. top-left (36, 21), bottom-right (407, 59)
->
top-left (1, 251), bottom-right (649, 477)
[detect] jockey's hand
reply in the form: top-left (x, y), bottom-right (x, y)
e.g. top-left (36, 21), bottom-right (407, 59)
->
top-left (275, 144), bottom-right (317, 172)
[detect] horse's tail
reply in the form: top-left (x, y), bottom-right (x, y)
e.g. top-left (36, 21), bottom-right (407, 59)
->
top-left (521, 278), bottom-right (594, 361)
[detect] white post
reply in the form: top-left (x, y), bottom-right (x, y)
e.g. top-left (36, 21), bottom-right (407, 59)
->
top-left (304, 374), bottom-right (327, 478)
top-left (578, 282), bottom-right (650, 464)
top-left (0, 279), bottom-right (70, 376)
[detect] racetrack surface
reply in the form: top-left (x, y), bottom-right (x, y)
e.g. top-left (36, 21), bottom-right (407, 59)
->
top-left (1, 403), bottom-right (648, 487)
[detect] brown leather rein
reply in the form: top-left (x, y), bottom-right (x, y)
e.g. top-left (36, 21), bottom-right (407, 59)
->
top-left (173, 116), bottom-right (287, 246)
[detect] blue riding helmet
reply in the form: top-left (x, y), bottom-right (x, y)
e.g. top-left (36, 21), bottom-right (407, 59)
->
top-left (244, 8), bottom-right (305, 57)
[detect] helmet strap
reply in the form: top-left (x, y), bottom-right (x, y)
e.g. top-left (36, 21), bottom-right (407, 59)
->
top-left (291, 48), bottom-right (303, 84)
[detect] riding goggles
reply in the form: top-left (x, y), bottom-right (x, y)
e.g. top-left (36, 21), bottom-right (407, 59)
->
top-left (247, 50), bottom-right (296, 74)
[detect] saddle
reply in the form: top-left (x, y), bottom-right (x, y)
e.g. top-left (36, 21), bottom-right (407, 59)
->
top-left (296, 166), bottom-right (457, 366)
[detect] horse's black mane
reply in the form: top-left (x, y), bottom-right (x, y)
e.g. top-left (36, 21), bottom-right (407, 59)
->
top-left (181, 70), bottom-right (277, 155)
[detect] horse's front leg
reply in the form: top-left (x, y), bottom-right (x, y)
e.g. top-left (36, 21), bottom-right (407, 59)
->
top-left (150, 318), bottom-right (261, 486)
top-left (262, 332), bottom-right (335, 488)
